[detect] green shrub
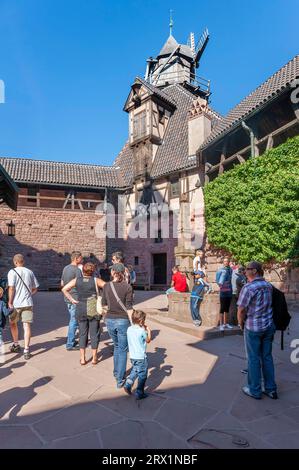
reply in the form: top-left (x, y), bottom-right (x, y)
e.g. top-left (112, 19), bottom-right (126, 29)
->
top-left (204, 136), bottom-right (299, 265)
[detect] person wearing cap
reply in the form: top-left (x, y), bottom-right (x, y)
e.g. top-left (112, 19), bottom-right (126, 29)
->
top-left (237, 261), bottom-right (277, 400)
top-left (102, 263), bottom-right (134, 389)
top-left (190, 271), bottom-right (212, 326)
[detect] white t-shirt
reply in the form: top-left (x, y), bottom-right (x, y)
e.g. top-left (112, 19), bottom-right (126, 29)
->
top-left (7, 267), bottom-right (39, 308)
top-left (193, 256), bottom-right (202, 272)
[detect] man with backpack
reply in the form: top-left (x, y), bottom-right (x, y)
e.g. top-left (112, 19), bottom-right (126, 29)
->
top-left (7, 254), bottom-right (39, 360)
top-left (237, 261), bottom-right (277, 400)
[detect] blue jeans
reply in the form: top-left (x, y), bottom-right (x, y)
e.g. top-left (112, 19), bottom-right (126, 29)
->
top-left (105, 318), bottom-right (130, 386)
top-left (66, 303), bottom-right (78, 349)
top-left (125, 358), bottom-right (148, 396)
top-left (190, 296), bottom-right (202, 322)
top-left (245, 323), bottom-right (277, 398)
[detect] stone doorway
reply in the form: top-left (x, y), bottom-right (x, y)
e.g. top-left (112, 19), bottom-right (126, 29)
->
top-left (152, 253), bottom-right (167, 285)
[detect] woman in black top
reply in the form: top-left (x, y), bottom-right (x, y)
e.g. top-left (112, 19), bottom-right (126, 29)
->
top-left (62, 262), bottom-right (105, 365)
top-left (102, 263), bottom-right (133, 388)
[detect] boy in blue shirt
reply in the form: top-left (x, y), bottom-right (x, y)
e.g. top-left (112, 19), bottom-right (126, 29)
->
top-left (190, 271), bottom-right (212, 326)
top-left (124, 310), bottom-right (151, 400)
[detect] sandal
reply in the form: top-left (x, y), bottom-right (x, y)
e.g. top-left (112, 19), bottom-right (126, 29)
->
top-left (92, 359), bottom-right (98, 365)
top-left (80, 360), bottom-right (87, 366)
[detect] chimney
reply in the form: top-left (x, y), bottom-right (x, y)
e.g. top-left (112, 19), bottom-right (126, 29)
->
top-left (188, 98), bottom-right (212, 156)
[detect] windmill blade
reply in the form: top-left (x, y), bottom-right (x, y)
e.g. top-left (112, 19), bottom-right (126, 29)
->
top-left (195, 28), bottom-right (209, 66)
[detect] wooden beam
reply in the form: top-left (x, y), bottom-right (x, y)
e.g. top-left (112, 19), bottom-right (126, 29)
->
top-left (63, 193), bottom-right (71, 210)
top-left (266, 134), bottom-right (273, 150)
top-left (207, 118), bottom-right (299, 174)
top-left (19, 195), bottom-right (103, 203)
top-left (77, 199), bottom-right (84, 211)
top-left (236, 154), bottom-right (245, 163)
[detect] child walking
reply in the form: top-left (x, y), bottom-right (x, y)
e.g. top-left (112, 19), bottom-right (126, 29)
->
top-left (124, 310), bottom-right (151, 400)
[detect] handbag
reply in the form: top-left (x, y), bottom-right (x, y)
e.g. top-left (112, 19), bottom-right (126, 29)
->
top-left (94, 278), bottom-right (103, 315)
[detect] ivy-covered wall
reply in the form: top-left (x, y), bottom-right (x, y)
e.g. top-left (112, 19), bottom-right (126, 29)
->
top-left (204, 136), bottom-right (299, 266)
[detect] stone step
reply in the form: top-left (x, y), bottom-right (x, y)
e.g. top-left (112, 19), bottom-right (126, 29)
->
top-left (145, 310), bottom-right (242, 340)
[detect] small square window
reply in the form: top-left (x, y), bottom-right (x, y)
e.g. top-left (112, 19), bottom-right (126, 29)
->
top-left (155, 230), bottom-right (163, 243)
top-left (170, 180), bottom-right (180, 198)
top-left (134, 256), bottom-right (139, 266)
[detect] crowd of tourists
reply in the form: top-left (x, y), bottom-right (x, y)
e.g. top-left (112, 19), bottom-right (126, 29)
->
top-left (0, 251), bottom-right (150, 400)
top-left (165, 252), bottom-right (290, 401)
top-left (0, 248), bottom-right (290, 401)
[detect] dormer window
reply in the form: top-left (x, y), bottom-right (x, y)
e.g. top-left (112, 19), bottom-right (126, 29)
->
top-left (133, 110), bottom-right (147, 140)
top-left (158, 107), bottom-right (165, 124)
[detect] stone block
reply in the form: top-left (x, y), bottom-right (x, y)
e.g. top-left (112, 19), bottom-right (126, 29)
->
top-left (168, 292), bottom-right (220, 327)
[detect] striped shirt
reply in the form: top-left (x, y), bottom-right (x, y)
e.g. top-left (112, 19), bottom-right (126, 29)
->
top-left (237, 277), bottom-right (273, 332)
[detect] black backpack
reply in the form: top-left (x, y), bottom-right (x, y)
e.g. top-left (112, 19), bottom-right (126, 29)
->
top-left (271, 285), bottom-right (291, 350)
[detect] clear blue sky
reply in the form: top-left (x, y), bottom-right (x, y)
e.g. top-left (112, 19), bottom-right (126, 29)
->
top-left (0, 0), bottom-right (298, 166)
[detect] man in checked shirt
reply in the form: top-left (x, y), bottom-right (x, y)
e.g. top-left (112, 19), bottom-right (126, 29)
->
top-left (237, 261), bottom-right (277, 400)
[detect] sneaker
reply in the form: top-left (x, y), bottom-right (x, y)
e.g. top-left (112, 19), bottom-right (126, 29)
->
top-left (193, 320), bottom-right (201, 327)
top-left (123, 384), bottom-right (132, 395)
top-left (9, 343), bottom-right (21, 353)
top-left (219, 325), bottom-right (225, 332)
top-left (23, 350), bottom-right (31, 360)
top-left (116, 380), bottom-right (125, 389)
top-left (242, 386), bottom-right (261, 400)
top-left (241, 369), bottom-right (248, 374)
top-left (225, 324), bottom-right (234, 329)
top-left (263, 390), bottom-right (278, 400)
top-left (135, 392), bottom-right (149, 400)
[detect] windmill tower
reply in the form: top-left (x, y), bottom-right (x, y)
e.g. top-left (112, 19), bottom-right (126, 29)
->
top-left (145, 23), bottom-right (210, 98)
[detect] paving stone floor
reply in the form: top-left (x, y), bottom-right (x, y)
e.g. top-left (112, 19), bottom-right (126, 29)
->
top-left (0, 292), bottom-right (298, 449)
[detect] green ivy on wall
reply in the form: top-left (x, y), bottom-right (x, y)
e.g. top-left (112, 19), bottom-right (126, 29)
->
top-left (204, 136), bottom-right (299, 265)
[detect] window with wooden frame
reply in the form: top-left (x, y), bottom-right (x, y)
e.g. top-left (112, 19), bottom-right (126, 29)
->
top-left (158, 107), bottom-right (165, 125)
top-left (154, 229), bottom-right (163, 244)
top-left (27, 186), bottom-right (37, 204)
top-left (133, 110), bottom-right (147, 140)
top-left (169, 179), bottom-right (180, 199)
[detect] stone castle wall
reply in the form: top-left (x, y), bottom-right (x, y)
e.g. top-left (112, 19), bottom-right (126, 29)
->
top-left (0, 206), bottom-right (106, 289)
top-left (203, 243), bottom-right (299, 302)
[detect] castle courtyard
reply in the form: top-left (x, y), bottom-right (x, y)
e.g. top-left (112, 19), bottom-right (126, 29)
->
top-left (1, 292), bottom-right (298, 450)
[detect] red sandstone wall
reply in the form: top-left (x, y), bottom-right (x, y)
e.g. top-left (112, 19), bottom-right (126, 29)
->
top-left (204, 242), bottom-right (299, 302)
top-left (0, 206), bottom-right (106, 289)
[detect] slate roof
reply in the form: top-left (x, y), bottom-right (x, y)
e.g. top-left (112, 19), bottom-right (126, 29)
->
top-left (124, 77), bottom-right (177, 111)
top-left (117, 82), bottom-right (222, 182)
top-left (0, 157), bottom-right (126, 189)
top-left (201, 54), bottom-right (299, 149)
top-left (150, 84), bottom-right (221, 178)
top-left (113, 143), bottom-right (134, 187)
top-left (158, 34), bottom-right (193, 59)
